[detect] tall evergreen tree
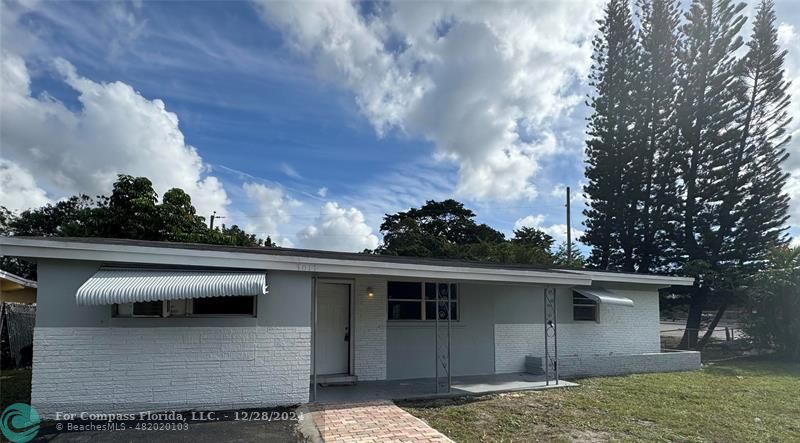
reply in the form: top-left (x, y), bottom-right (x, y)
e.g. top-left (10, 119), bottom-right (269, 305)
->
top-left (632, 0), bottom-right (682, 274)
top-left (694, 0), bottom-right (793, 347)
top-left (675, 0), bottom-right (747, 348)
top-left (729, 0), bottom-right (791, 273)
top-left (583, 0), bottom-right (640, 270)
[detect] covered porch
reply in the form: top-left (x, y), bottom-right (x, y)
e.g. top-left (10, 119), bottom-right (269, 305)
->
top-left (313, 373), bottom-right (578, 405)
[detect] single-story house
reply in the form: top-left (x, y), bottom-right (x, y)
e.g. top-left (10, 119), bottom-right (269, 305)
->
top-left (0, 236), bottom-right (700, 416)
top-left (1, 269), bottom-right (37, 304)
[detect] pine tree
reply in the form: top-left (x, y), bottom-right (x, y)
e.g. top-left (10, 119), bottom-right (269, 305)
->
top-left (730, 0), bottom-right (791, 273)
top-left (675, 0), bottom-right (747, 348)
top-left (632, 0), bottom-right (682, 274)
top-left (583, 0), bottom-right (640, 270)
top-left (693, 0), bottom-right (793, 347)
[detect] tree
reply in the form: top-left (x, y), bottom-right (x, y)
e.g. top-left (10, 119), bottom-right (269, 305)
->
top-left (377, 199), bottom-right (506, 259)
top-left (583, 0), bottom-right (640, 270)
top-left (375, 200), bottom-right (556, 265)
top-left (554, 241), bottom-right (586, 268)
top-left (744, 246), bottom-right (800, 361)
top-left (632, 0), bottom-right (682, 274)
top-left (2, 175), bottom-right (273, 279)
top-left (675, 0), bottom-right (793, 349)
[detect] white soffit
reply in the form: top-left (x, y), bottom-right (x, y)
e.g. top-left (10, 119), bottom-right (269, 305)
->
top-left (75, 268), bottom-right (267, 306)
top-left (573, 287), bottom-right (634, 307)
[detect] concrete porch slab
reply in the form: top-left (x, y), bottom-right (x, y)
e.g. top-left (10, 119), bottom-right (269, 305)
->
top-left (313, 373), bottom-right (577, 404)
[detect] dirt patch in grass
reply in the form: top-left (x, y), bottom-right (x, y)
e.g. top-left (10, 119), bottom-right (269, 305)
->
top-left (401, 357), bottom-right (800, 442)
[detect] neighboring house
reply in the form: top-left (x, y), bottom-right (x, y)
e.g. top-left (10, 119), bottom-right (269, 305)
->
top-left (0, 236), bottom-right (700, 417)
top-left (0, 270), bottom-right (36, 368)
top-left (0, 269), bottom-right (37, 304)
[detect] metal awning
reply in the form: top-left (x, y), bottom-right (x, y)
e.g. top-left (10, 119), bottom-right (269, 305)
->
top-left (573, 287), bottom-right (634, 307)
top-left (76, 268), bottom-right (267, 306)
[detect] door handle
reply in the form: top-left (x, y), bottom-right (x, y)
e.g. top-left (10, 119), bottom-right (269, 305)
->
top-left (344, 332), bottom-right (350, 342)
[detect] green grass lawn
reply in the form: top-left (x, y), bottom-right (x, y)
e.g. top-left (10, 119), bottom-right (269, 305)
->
top-left (0, 368), bottom-right (31, 412)
top-left (401, 358), bottom-right (800, 442)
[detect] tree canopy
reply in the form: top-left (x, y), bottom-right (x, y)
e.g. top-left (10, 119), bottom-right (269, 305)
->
top-left (373, 199), bottom-right (572, 267)
top-left (1, 174), bottom-right (274, 278)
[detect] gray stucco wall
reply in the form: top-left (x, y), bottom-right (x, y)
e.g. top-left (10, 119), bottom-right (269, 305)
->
top-left (386, 283), bottom-right (571, 380)
top-left (385, 281), bottom-right (664, 380)
top-left (35, 259), bottom-right (311, 328)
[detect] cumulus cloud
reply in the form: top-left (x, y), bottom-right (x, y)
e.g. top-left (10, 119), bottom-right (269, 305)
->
top-left (255, 0), bottom-right (601, 201)
top-left (297, 202), bottom-right (379, 252)
top-left (0, 51), bottom-right (229, 215)
top-left (317, 187), bottom-right (328, 198)
top-left (514, 214), bottom-right (583, 246)
top-left (0, 160), bottom-right (50, 210)
top-left (776, 23), bottom-right (800, 229)
top-left (242, 182), bottom-right (300, 246)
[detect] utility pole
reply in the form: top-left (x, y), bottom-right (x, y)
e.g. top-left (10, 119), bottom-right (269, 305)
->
top-left (566, 186), bottom-right (572, 264)
top-left (209, 211), bottom-right (225, 230)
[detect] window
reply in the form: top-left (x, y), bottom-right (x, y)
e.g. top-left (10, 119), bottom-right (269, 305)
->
top-left (114, 296), bottom-right (256, 318)
top-left (192, 296), bottom-right (256, 316)
top-left (573, 292), bottom-right (597, 321)
top-left (387, 281), bottom-right (458, 321)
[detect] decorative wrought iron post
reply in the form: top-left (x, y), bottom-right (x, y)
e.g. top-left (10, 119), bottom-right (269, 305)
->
top-left (434, 283), bottom-right (451, 393)
top-left (543, 287), bottom-right (558, 386)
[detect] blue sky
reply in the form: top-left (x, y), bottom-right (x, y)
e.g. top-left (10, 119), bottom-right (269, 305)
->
top-left (2, 0), bottom-right (799, 251)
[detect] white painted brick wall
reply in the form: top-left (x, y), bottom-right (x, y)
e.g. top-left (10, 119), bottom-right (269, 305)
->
top-left (352, 277), bottom-right (386, 380)
top-left (557, 351), bottom-right (701, 377)
top-left (31, 326), bottom-right (311, 418)
top-left (494, 293), bottom-right (662, 373)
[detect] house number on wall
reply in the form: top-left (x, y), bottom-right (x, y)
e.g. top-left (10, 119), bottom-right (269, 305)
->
top-left (297, 263), bottom-right (318, 272)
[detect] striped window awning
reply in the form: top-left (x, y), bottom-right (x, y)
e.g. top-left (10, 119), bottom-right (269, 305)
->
top-left (573, 287), bottom-right (634, 307)
top-left (76, 268), bottom-right (267, 306)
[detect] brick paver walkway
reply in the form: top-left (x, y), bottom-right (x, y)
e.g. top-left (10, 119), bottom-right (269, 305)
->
top-left (308, 400), bottom-right (453, 443)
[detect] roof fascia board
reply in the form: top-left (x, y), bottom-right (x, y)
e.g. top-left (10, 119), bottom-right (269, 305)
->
top-left (0, 239), bottom-right (591, 286)
top-left (566, 270), bottom-right (695, 287)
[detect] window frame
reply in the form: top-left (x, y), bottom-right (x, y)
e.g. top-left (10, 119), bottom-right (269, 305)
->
top-left (387, 281), bottom-right (459, 322)
top-left (572, 291), bottom-right (598, 322)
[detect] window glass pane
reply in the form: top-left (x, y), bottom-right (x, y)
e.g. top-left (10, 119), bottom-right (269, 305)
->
top-left (573, 306), bottom-right (597, 321)
top-left (388, 301), bottom-right (421, 320)
top-left (425, 283), bottom-right (437, 300)
top-left (133, 301), bottom-right (163, 316)
top-left (192, 296), bottom-right (255, 315)
top-left (450, 284), bottom-right (458, 300)
top-left (115, 303), bottom-right (133, 317)
top-left (425, 301), bottom-right (457, 320)
top-left (388, 281), bottom-right (422, 300)
top-left (438, 283), bottom-right (449, 300)
top-left (573, 293), bottom-right (595, 305)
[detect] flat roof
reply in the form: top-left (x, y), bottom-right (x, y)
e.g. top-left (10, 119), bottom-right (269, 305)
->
top-left (0, 236), bottom-right (695, 287)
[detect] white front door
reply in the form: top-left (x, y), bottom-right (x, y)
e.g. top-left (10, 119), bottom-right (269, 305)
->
top-left (316, 282), bottom-right (350, 375)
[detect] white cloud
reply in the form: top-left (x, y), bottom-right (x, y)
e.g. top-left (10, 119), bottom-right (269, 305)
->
top-left (317, 187), bottom-right (328, 198)
top-left (0, 51), bottom-right (229, 216)
top-left (514, 214), bottom-right (583, 246)
top-left (297, 202), bottom-right (379, 252)
top-left (242, 182), bottom-right (299, 246)
top-left (255, 0), bottom-right (601, 201)
top-left (0, 160), bottom-right (50, 210)
top-left (280, 162), bottom-right (301, 179)
top-left (775, 22), bottom-right (800, 232)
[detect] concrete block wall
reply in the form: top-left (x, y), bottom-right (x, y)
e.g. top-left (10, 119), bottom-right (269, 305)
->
top-left (557, 351), bottom-right (701, 377)
top-left (31, 326), bottom-right (311, 418)
top-left (494, 292), bottom-right (662, 373)
top-left (352, 276), bottom-right (387, 381)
